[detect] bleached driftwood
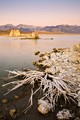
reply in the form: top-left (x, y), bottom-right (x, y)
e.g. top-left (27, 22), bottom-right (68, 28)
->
top-left (2, 69), bottom-right (79, 114)
top-left (2, 69), bottom-right (44, 95)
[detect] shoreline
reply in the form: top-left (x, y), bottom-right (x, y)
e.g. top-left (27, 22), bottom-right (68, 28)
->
top-left (0, 44), bottom-right (80, 120)
top-left (0, 31), bottom-right (80, 36)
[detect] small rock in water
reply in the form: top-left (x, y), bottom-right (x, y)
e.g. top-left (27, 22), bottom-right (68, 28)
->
top-left (33, 61), bottom-right (37, 65)
top-left (38, 100), bottom-right (51, 114)
top-left (38, 104), bottom-right (49, 114)
top-left (10, 109), bottom-right (17, 119)
top-left (14, 95), bottom-right (19, 100)
top-left (34, 51), bottom-right (40, 55)
top-left (57, 109), bottom-right (72, 120)
top-left (2, 99), bottom-right (8, 103)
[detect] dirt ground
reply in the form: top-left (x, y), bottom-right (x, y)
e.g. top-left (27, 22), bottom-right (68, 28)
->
top-left (0, 79), bottom-right (80, 120)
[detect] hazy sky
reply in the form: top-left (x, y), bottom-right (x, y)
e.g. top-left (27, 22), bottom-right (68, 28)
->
top-left (0, 0), bottom-right (80, 26)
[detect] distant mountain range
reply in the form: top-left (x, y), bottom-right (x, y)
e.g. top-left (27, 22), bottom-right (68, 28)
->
top-left (0, 24), bottom-right (80, 34)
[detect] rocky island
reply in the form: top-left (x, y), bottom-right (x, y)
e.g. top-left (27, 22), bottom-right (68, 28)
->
top-left (9, 29), bottom-right (39, 39)
top-left (9, 30), bottom-right (21, 37)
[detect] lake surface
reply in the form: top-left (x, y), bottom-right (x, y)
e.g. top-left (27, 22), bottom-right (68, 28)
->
top-left (0, 34), bottom-right (80, 77)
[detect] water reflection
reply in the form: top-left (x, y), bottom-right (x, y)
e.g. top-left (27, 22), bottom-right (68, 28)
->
top-left (0, 35), bottom-right (80, 77)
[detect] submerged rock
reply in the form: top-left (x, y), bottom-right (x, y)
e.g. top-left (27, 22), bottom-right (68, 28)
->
top-left (14, 95), bottom-right (19, 100)
top-left (10, 109), bottom-right (17, 119)
top-left (2, 99), bottom-right (8, 103)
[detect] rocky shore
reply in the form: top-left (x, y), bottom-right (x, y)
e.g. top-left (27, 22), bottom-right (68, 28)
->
top-left (0, 44), bottom-right (80, 120)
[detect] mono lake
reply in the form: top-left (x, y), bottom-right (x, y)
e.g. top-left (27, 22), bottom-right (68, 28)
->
top-left (0, 34), bottom-right (80, 77)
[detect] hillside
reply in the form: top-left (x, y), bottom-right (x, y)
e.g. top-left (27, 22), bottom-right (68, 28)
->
top-left (0, 24), bottom-right (80, 34)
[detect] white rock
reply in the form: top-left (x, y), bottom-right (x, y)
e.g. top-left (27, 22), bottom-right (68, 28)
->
top-left (38, 100), bottom-right (51, 114)
top-left (57, 109), bottom-right (72, 120)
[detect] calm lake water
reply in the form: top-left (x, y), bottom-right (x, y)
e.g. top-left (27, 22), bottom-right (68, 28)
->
top-left (0, 34), bottom-right (80, 77)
